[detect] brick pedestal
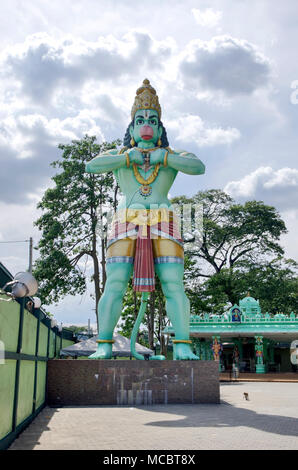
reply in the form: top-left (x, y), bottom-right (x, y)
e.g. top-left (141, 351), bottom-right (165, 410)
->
top-left (47, 360), bottom-right (220, 406)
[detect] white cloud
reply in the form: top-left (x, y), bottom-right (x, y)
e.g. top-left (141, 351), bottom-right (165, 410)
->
top-left (0, 31), bottom-right (173, 205)
top-left (224, 166), bottom-right (298, 261)
top-left (0, 115), bottom-right (32, 158)
top-left (1, 32), bottom-right (175, 106)
top-left (179, 35), bottom-right (271, 96)
top-left (18, 111), bottom-right (105, 143)
top-left (192, 8), bottom-right (222, 28)
top-left (0, 201), bottom-right (41, 273)
top-left (0, 110), bottom-right (105, 204)
top-left (280, 209), bottom-right (298, 261)
top-left (263, 167), bottom-right (298, 189)
top-left (225, 166), bottom-right (272, 198)
top-left (166, 114), bottom-right (240, 147)
top-left (224, 166), bottom-right (298, 210)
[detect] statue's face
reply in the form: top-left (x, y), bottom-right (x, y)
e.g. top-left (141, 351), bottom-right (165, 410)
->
top-left (130, 109), bottom-right (162, 146)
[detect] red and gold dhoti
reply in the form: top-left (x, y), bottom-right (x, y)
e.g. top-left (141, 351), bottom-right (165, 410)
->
top-left (106, 208), bottom-right (184, 292)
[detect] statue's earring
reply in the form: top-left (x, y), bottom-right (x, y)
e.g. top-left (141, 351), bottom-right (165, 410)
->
top-left (157, 137), bottom-right (162, 147)
top-left (130, 137), bottom-right (135, 147)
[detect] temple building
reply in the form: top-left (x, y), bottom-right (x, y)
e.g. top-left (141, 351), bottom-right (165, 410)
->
top-left (164, 294), bottom-right (298, 373)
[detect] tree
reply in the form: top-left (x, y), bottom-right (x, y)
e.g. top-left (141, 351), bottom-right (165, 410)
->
top-left (119, 279), bottom-right (142, 342)
top-left (232, 257), bottom-right (298, 313)
top-left (119, 276), bottom-right (171, 357)
top-left (186, 257), bottom-right (298, 315)
top-left (33, 135), bottom-right (120, 329)
top-left (172, 189), bottom-right (288, 306)
top-left (63, 325), bottom-right (88, 335)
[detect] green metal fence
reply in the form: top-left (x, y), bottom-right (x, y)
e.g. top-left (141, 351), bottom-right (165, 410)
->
top-left (0, 262), bottom-right (75, 449)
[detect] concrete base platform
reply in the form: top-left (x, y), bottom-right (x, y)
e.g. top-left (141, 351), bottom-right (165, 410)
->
top-left (47, 360), bottom-right (219, 406)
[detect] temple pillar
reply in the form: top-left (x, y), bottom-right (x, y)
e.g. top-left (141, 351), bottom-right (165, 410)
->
top-left (238, 340), bottom-right (244, 362)
top-left (232, 340), bottom-right (240, 375)
top-left (200, 340), bottom-right (213, 361)
top-left (254, 336), bottom-right (266, 373)
top-left (200, 340), bottom-right (207, 360)
top-left (263, 338), bottom-right (270, 372)
top-left (269, 340), bottom-right (275, 363)
top-left (207, 341), bottom-right (213, 361)
top-left (266, 339), bottom-right (276, 372)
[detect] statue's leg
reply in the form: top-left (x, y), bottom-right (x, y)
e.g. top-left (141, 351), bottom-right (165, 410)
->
top-left (89, 262), bottom-right (133, 359)
top-left (155, 262), bottom-right (199, 360)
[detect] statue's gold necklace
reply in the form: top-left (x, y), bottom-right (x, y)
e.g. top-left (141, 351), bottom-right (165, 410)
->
top-left (137, 147), bottom-right (160, 153)
top-left (133, 147), bottom-right (161, 198)
top-left (133, 162), bottom-right (161, 197)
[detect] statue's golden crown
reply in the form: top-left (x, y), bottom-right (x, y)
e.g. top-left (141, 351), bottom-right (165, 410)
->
top-left (131, 78), bottom-right (161, 120)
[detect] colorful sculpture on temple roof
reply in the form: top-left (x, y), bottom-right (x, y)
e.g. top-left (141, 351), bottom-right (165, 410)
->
top-left (85, 79), bottom-right (205, 360)
top-left (231, 307), bottom-right (241, 322)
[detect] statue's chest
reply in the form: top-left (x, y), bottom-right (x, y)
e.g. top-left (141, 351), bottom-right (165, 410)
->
top-left (135, 163), bottom-right (155, 176)
top-left (115, 166), bottom-right (176, 192)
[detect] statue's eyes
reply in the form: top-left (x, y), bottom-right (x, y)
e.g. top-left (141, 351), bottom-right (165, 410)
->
top-left (136, 119), bottom-right (144, 125)
top-left (149, 119), bottom-right (157, 125)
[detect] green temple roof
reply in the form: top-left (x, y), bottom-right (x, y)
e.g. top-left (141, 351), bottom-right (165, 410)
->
top-left (163, 292), bottom-right (298, 340)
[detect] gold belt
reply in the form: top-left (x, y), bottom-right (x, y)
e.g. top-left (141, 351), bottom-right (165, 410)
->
top-left (113, 209), bottom-right (178, 236)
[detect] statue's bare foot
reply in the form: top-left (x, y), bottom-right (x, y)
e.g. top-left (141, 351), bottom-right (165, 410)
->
top-left (174, 343), bottom-right (200, 360)
top-left (89, 342), bottom-right (112, 359)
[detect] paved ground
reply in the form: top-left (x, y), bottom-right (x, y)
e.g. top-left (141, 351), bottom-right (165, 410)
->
top-left (220, 372), bottom-right (298, 382)
top-left (9, 382), bottom-right (298, 450)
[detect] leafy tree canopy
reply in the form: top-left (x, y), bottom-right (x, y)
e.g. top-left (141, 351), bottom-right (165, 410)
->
top-left (172, 189), bottom-right (287, 274)
top-left (173, 189), bottom-right (292, 310)
top-left (34, 135), bottom-right (120, 325)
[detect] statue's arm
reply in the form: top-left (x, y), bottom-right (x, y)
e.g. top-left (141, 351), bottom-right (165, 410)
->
top-left (167, 150), bottom-right (205, 175)
top-left (85, 149), bottom-right (126, 174)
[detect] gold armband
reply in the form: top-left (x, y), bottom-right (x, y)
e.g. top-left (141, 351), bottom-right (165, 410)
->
top-left (163, 150), bottom-right (169, 167)
top-left (125, 152), bottom-right (130, 168)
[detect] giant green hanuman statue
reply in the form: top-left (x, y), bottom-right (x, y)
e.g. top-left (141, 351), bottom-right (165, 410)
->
top-left (85, 79), bottom-right (205, 360)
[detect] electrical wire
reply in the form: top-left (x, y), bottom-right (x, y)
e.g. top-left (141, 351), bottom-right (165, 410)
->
top-left (0, 240), bottom-right (29, 243)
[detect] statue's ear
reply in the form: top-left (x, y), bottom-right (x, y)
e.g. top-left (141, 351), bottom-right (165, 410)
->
top-left (129, 125), bottom-right (134, 137)
top-left (158, 125), bottom-right (163, 139)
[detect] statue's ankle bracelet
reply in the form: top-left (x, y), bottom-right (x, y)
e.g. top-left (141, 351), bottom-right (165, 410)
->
top-left (172, 339), bottom-right (192, 344)
top-left (96, 339), bottom-right (115, 344)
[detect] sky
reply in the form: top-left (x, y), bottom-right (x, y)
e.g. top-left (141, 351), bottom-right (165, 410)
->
top-left (0, 0), bottom-right (297, 326)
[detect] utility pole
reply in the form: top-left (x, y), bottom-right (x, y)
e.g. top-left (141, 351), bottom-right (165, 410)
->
top-left (28, 237), bottom-right (33, 273)
top-left (0, 238), bottom-right (33, 273)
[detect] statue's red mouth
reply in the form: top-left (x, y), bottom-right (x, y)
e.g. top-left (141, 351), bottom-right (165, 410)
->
top-left (140, 125), bottom-right (153, 140)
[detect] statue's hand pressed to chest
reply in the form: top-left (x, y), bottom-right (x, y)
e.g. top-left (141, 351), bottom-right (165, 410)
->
top-left (149, 148), bottom-right (168, 165)
top-left (126, 148), bottom-right (143, 166)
